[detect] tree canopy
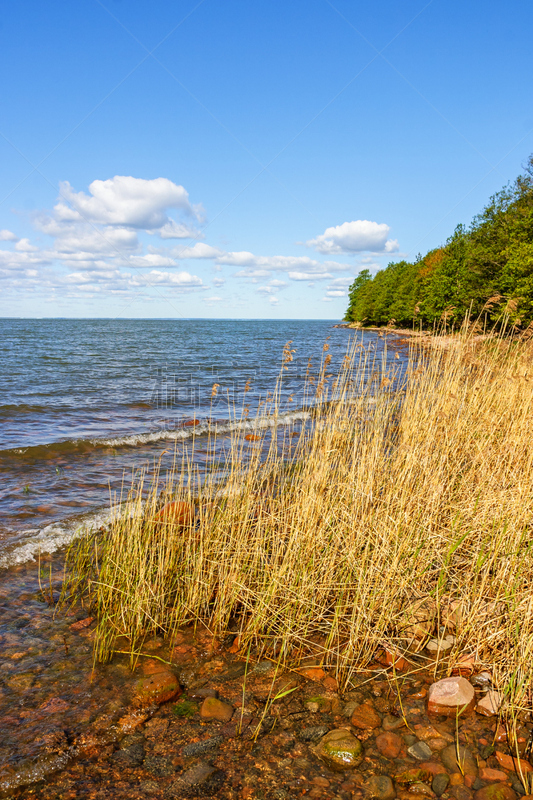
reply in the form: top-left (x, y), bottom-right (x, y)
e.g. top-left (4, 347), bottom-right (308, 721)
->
top-left (344, 156), bottom-right (533, 329)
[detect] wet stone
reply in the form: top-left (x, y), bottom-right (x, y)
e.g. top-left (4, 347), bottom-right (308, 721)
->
top-left (315, 728), bottom-right (364, 771)
top-left (299, 724), bottom-right (330, 742)
top-left (134, 669), bottom-right (180, 706)
top-left (166, 762), bottom-right (225, 797)
top-left (199, 696), bottom-right (233, 722)
top-left (350, 702), bottom-right (382, 729)
top-left (143, 754), bottom-right (176, 777)
top-left (111, 741), bottom-right (145, 766)
top-left (182, 734), bottom-right (224, 757)
top-left (432, 774), bottom-right (450, 796)
top-left (409, 741), bottom-right (433, 760)
top-left (473, 784), bottom-right (517, 800)
top-left (376, 731), bottom-right (403, 759)
top-left (441, 744), bottom-right (478, 777)
top-left (365, 774), bottom-right (396, 800)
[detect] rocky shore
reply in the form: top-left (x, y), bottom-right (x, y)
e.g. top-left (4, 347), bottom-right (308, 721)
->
top-left (8, 609), bottom-right (532, 800)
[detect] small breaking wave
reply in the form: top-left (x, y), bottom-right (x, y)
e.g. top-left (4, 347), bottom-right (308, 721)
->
top-left (0, 507), bottom-right (118, 570)
top-left (0, 410), bottom-right (312, 461)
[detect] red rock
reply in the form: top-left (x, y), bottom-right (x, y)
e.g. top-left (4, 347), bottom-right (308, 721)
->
top-left (299, 667), bottom-right (326, 681)
top-left (427, 677), bottom-right (475, 717)
top-left (244, 434), bottom-right (261, 441)
top-left (39, 697), bottom-right (70, 713)
top-left (495, 751), bottom-right (533, 773)
top-left (199, 697), bottom-right (233, 722)
top-left (183, 419), bottom-right (200, 426)
top-left (378, 648), bottom-right (410, 671)
top-left (154, 500), bottom-right (194, 526)
top-left (69, 616), bottom-right (94, 631)
top-left (134, 669), bottom-right (180, 706)
top-left (473, 784), bottom-right (517, 800)
top-left (375, 731), bottom-right (402, 759)
top-left (323, 676), bottom-right (338, 692)
top-left (350, 702), bottom-right (381, 729)
top-left (450, 774), bottom-right (465, 786)
top-left (479, 769), bottom-right (509, 782)
top-left (418, 762), bottom-right (448, 776)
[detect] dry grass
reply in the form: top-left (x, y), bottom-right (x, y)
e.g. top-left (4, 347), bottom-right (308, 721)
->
top-left (63, 324), bottom-right (533, 713)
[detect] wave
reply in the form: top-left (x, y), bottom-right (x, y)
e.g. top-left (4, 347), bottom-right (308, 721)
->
top-left (0, 410), bottom-right (312, 460)
top-left (0, 504), bottom-right (139, 570)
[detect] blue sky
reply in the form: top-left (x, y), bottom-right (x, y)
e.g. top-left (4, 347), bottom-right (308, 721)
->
top-left (1, 0), bottom-right (532, 319)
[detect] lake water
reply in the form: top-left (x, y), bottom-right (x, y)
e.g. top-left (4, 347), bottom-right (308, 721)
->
top-left (0, 318), bottom-right (402, 568)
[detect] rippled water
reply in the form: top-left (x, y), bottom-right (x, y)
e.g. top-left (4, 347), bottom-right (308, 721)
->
top-left (0, 318), bottom-right (406, 567)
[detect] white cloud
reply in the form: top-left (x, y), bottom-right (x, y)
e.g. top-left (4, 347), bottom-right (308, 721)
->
top-left (218, 252), bottom-right (349, 276)
top-left (55, 176), bottom-right (203, 233)
top-left (157, 220), bottom-right (202, 239)
top-left (15, 238), bottom-right (39, 252)
top-left (0, 229), bottom-right (17, 242)
top-left (325, 290), bottom-right (347, 297)
top-left (288, 271), bottom-right (331, 281)
top-left (212, 277), bottom-right (226, 287)
top-left (307, 220), bottom-right (399, 254)
top-left (171, 243), bottom-right (223, 259)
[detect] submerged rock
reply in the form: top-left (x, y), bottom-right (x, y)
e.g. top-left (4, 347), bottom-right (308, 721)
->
top-left (315, 728), bottom-right (363, 771)
top-left (199, 697), bottom-right (233, 723)
top-left (428, 677), bottom-right (475, 717)
top-left (134, 669), bottom-right (180, 706)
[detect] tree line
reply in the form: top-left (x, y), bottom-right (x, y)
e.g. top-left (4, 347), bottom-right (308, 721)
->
top-left (344, 155), bottom-right (533, 329)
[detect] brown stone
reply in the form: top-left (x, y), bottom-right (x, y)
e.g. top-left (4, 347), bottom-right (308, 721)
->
top-left (473, 784), bottom-right (517, 800)
top-left (427, 677), bottom-right (475, 717)
top-left (69, 616), bottom-right (94, 631)
top-left (418, 762), bottom-right (448, 776)
top-left (441, 744), bottom-right (477, 778)
top-left (375, 731), bottom-right (402, 759)
top-left (299, 667), bottom-right (326, 681)
top-left (350, 702), bottom-right (381, 729)
top-left (479, 769), bottom-right (509, 782)
top-left (199, 696), bottom-right (234, 723)
top-left (323, 676), bottom-right (338, 692)
top-left (134, 669), bottom-right (180, 706)
top-left (495, 751), bottom-right (533, 774)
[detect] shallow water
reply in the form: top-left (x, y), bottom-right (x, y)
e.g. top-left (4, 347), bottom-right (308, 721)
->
top-left (0, 319), bottom-right (406, 566)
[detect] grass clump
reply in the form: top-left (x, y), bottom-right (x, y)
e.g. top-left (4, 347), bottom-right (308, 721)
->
top-left (63, 323), bottom-right (533, 715)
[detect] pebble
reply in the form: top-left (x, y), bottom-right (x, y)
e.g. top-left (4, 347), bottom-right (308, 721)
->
top-left (134, 669), bottom-right (180, 706)
top-left (199, 696), bottom-right (234, 722)
top-left (476, 691), bottom-right (503, 716)
top-left (376, 731), bottom-right (403, 759)
top-left (428, 677), bottom-right (475, 717)
top-left (473, 784), bottom-right (517, 800)
top-left (350, 702), bottom-right (382, 729)
top-left (315, 728), bottom-right (363, 771)
top-left (426, 636), bottom-right (455, 653)
top-left (441, 744), bottom-right (478, 777)
top-left (432, 774), bottom-right (450, 796)
top-left (299, 725), bottom-right (330, 742)
top-left (408, 741), bottom-right (433, 760)
top-left (182, 735), bottom-right (224, 757)
top-left (495, 752), bottom-right (533, 773)
top-left (365, 775), bottom-right (396, 800)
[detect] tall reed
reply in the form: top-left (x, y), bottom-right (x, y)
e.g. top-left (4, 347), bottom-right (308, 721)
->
top-left (63, 325), bottom-right (533, 711)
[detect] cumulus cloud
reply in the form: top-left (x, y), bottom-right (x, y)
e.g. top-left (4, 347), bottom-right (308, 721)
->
top-left (307, 220), bottom-right (399, 255)
top-left (0, 229), bottom-right (17, 242)
top-left (55, 176), bottom-right (202, 231)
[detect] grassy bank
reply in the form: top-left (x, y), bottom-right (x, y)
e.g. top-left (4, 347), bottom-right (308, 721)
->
top-left (64, 328), bottom-right (533, 715)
